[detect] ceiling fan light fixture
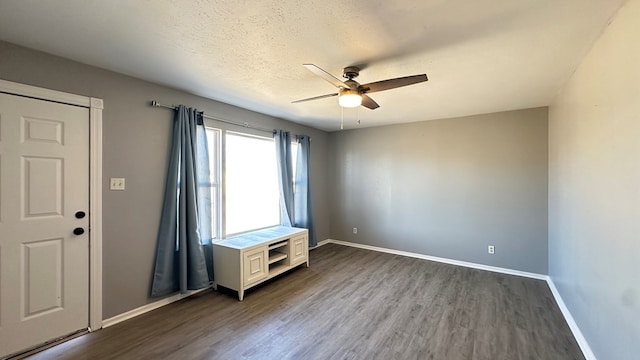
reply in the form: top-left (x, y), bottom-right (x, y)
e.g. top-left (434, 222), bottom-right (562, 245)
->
top-left (338, 89), bottom-right (362, 108)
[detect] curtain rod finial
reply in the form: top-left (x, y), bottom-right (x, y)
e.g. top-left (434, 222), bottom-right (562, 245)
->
top-left (151, 101), bottom-right (160, 107)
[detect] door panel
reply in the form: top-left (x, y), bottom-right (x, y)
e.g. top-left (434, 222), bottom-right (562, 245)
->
top-left (23, 117), bottom-right (64, 145)
top-left (23, 156), bottom-right (64, 217)
top-left (0, 93), bottom-right (89, 358)
top-left (23, 238), bottom-right (64, 318)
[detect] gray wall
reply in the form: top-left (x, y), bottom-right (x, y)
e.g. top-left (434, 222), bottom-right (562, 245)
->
top-left (328, 108), bottom-right (548, 274)
top-left (548, 0), bottom-right (640, 358)
top-left (0, 41), bottom-right (331, 319)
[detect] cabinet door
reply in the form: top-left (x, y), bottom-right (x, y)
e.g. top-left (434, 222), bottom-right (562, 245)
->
top-left (243, 247), bottom-right (268, 286)
top-left (290, 235), bottom-right (308, 265)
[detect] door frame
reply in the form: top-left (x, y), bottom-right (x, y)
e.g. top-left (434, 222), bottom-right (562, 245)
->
top-left (0, 79), bottom-right (103, 331)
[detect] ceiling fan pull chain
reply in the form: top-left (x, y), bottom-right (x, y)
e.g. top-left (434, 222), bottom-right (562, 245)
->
top-left (341, 107), bottom-right (344, 130)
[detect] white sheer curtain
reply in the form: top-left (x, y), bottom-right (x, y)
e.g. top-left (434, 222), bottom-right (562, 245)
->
top-left (274, 129), bottom-right (294, 227)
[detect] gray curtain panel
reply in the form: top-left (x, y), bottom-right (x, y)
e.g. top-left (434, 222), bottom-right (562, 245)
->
top-left (274, 129), bottom-right (294, 227)
top-left (294, 135), bottom-right (317, 247)
top-left (151, 105), bottom-right (213, 297)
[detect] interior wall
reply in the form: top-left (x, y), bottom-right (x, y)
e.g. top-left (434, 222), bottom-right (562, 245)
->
top-left (548, 0), bottom-right (640, 358)
top-left (329, 108), bottom-right (548, 274)
top-left (0, 41), bottom-right (330, 319)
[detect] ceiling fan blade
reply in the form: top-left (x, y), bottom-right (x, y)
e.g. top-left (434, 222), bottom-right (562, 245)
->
top-left (303, 64), bottom-right (351, 89)
top-left (361, 94), bottom-right (380, 109)
top-left (292, 92), bottom-right (339, 103)
top-left (361, 74), bottom-right (428, 93)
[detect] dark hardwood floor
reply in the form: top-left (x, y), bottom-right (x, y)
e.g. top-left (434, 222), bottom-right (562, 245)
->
top-left (28, 244), bottom-right (584, 360)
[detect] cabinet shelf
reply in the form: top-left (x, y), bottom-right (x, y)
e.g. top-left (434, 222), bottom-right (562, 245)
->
top-left (268, 252), bottom-right (287, 264)
top-left (269, 263), bottom-right (290, 277)
top-left (268, 241), bottom-right (288, 250)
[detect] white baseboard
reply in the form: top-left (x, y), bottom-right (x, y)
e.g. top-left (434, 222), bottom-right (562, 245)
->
top-left (101, 287), bottom-right (211, 328)
top-left (324, 239), bottom-right (547, 280)
top-left (311, 239), bottom-right (332, 249)
top-left (546, 278), bottom-right (597, 360)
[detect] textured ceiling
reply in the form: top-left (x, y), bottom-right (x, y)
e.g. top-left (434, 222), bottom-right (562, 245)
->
top-left (0, 0), bottom-right (626, 131)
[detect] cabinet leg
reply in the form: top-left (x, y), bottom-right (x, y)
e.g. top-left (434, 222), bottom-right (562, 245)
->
top-left (239, 290), bottom-right (244, 301)
top-left (306, 259), bottom-right (309, 267)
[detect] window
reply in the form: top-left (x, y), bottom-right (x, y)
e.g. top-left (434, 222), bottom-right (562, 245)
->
top-left (225, 132), bottom-right (280, 235)
top-left (204, 128), bottom-right (300, 238)
top-left (205, 128), bottom-right (222, 240)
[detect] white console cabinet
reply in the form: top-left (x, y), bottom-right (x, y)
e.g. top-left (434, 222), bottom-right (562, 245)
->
top-left (212, 226), bottom-right (309, 300)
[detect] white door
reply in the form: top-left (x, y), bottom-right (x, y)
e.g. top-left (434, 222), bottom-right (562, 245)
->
top-left (0, 93), bottom-right (89, 357)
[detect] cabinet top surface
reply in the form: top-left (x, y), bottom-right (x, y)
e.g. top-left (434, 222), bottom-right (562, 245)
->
top-left (215, 226), bottom-right (307, 249)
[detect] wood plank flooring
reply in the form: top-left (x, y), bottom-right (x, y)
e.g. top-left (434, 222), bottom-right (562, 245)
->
top-left (27, 244), bottom-right (584, 360)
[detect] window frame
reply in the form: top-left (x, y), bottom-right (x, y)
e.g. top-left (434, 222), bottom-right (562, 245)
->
top-left (204, 127), bottom-right (222, 241)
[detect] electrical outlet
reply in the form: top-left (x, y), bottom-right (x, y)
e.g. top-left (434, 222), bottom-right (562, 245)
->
top-left (488, 245), bottom-right (495, 254)
top-left (110, 177), bottom-right (125, 191)
top-left (352, 227), bottom-right (358, 234)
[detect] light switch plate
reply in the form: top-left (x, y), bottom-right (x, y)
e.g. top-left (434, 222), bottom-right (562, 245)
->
top-left (110, 178), bottom-right (125, 190)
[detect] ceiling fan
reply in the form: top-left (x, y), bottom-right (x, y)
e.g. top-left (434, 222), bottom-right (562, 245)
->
top-left (293, 64), bottom-right (428, 109)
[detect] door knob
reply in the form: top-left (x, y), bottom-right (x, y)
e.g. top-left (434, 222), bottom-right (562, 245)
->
top-left (75, 211), bottom-right (86, 219)
top-left (73, 227), bottom-right (85, 236)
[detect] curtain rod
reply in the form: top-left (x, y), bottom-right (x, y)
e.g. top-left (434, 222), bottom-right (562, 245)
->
top-left (150, 100), bottom-right (274, 134)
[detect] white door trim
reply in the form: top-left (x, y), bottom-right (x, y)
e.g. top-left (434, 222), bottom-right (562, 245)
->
top-left (0, 78), bottom-right (104, 331)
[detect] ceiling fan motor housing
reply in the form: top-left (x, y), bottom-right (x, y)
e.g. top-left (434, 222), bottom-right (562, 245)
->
top-left (343, 66), bottom-right (361, 80)
top-left (343, 79), bottom-right (360, 92)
